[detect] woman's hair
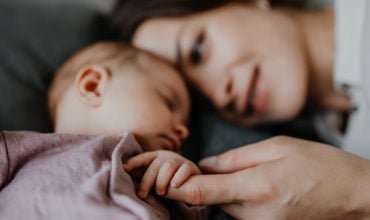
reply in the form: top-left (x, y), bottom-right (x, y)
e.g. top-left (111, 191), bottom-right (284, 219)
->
top-left (110, 0), bottom-right (307, 43)
top-left (111, 0), bottom-right (236, 42)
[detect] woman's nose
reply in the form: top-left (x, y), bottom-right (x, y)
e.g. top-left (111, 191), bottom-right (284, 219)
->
top-left (173, 123), bottom-right (189, 141)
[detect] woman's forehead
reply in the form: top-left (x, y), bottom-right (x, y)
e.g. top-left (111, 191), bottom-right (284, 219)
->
top-left (133, 3), bottom-right (251, 65)
top-left (134, 3), bottom-right (247, 39)
top-left (186, 3), bottom-right (249, 21)
top-left (133, 17), bottom-right (186, 63)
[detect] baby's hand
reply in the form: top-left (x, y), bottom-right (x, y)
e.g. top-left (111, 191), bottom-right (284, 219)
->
top-left (124, 150), bottom-right (201, 199)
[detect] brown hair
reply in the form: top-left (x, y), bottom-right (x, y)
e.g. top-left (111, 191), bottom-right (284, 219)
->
top-left (110, 0), bottom-right (305, 42)
top-left (111, 0), bottom-right (231, 42)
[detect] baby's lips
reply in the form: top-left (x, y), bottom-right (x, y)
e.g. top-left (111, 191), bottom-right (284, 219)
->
top-left (171, 138), bottom-right (182, 153)
top-left (163, 134), bottom-right (180, 152)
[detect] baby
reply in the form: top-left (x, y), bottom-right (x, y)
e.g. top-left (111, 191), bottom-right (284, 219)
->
top-left (0, 42), bottom-right (207, 219)
top-left (49, 41), bottom-right (201, 199)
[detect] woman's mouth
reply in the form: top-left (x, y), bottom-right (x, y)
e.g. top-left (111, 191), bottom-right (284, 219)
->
top-left (243, 65), bottom-right (268, 117)
top-left (244, 66), bottom-right (260, 116)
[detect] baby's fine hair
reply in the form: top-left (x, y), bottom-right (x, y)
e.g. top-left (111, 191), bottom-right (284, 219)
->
top-left (48, 41), bottom-right (161, 122)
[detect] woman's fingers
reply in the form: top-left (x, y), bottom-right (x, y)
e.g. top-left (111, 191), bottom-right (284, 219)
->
top-left (199, 136), bottom-right (289, 173)
top-left (166, 162), bottom-right (276, 206)
top-left (165, 171), bottom-right (251, 205)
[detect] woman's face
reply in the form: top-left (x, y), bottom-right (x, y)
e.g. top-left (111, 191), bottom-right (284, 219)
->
top-left (133, 3), bottom-right (308, 125)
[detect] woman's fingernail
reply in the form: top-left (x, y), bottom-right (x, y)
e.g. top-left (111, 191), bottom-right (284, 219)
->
top-left (198, 156), bottom-right (217, 168)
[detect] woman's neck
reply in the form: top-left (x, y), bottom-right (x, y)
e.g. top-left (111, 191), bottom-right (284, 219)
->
top-left (292, 8), bottom-right (351, 112)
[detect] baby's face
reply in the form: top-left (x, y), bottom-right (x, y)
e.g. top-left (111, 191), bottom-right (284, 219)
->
top-left (99, 58), bottom-right (190, 152)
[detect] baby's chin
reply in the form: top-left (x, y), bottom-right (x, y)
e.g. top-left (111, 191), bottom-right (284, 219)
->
top-left (135, 137), bottom-right (175, 153)
top-left (147, 142), bottom-right (180, 153)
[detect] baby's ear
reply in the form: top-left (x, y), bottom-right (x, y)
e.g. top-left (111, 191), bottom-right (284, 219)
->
top-left (75, 65), bottom-right (111, 107)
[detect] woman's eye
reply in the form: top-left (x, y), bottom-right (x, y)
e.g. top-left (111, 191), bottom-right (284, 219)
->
top-left (189, 31), bottom-right (205, 65)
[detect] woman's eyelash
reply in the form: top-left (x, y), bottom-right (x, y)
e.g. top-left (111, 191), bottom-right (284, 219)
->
top-left (189, 30), bottom-right (205, 65)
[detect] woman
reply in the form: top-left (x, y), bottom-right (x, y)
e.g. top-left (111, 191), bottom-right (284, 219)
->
top-left (111, 0), bottom-right (370, 219)
top-left (112, 0), bottom-right (349, 136)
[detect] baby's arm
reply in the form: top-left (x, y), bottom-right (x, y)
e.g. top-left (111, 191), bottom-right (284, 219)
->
top-left (124, 150), bottom-right (201, 199)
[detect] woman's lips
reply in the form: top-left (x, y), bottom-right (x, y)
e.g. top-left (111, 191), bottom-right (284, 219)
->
top-left (242, 65), bottom-right (260, 116)
top-left (243, 65), bottom-right (268, 116)
top-left (248, 66), bottom-right (259, 115)
top-left (253, 69), bottom-right (268, 115)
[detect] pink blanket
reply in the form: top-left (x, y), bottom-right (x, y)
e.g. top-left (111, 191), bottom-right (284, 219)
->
top-left (0, 131), bottom-right (208, 220)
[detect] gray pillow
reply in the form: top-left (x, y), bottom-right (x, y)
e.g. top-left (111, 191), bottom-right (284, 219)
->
top-left (0, 0), bottom-right (109, 131)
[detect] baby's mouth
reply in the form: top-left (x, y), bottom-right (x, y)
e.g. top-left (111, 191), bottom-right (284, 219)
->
top-left (161, 134), bottom-right (181, 153)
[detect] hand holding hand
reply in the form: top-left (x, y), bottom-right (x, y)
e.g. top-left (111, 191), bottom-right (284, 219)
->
top-left (124, 150), bottom-right (201, 199)
top-left (164, 136), bottom-right (370, 219)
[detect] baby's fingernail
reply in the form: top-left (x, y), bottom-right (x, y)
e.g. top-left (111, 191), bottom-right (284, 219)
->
top-left (157, 189), bottom-right (164, 196)
top-left (138, 190), bottom-right (146, 199)
top-left (198, 156), bottom-right (217, 168)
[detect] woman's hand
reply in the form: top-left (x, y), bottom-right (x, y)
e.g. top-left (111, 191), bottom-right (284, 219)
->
top-left (165, 136), bottom-right (370, 219)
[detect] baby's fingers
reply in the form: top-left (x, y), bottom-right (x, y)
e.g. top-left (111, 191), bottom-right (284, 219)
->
top-left (137, 160), bottom-right (161, 199)
top-left (124, 152), bottom-right (157, 171)
top-left (156, 160), bottom-right (181, 196)
top-left (171, 163), bottom-right (201, 188)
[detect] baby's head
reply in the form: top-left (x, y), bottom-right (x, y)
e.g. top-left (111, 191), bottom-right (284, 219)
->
top-left (48, 42), bottom-right (190, 152)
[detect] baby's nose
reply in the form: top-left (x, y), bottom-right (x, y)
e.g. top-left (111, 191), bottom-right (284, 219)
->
top-left (173, 123), bottom-right (189, 141)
